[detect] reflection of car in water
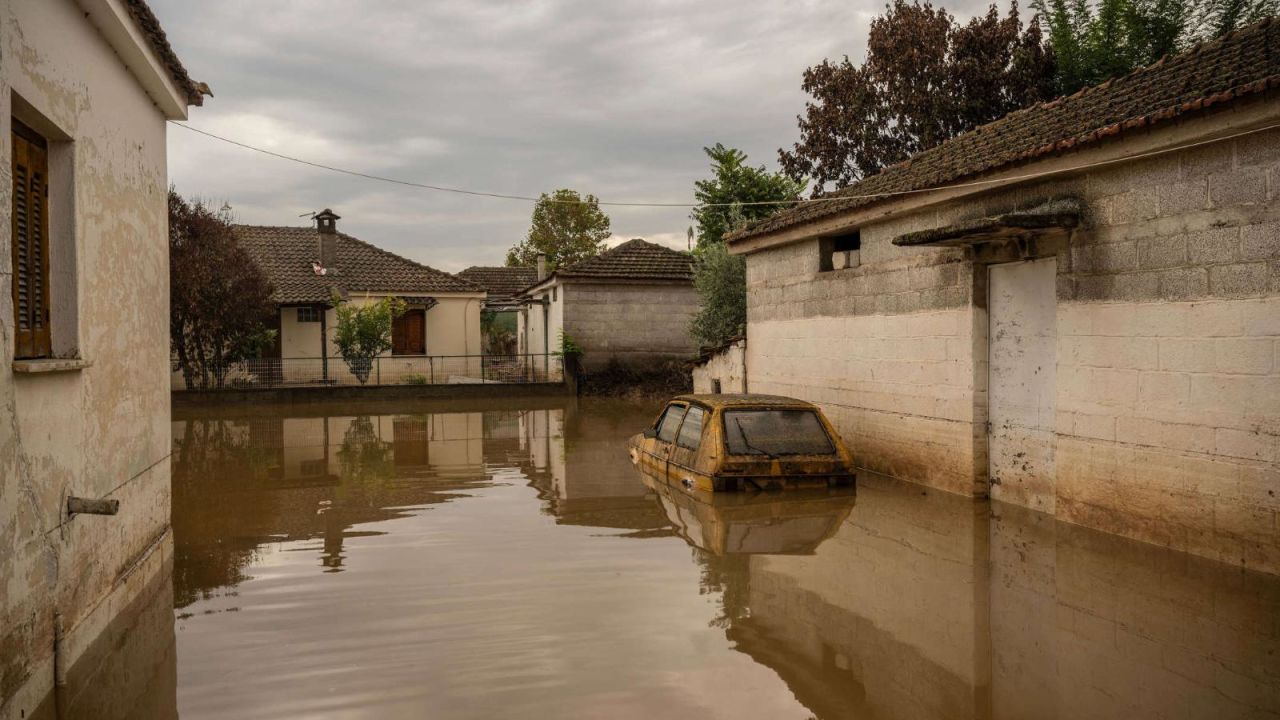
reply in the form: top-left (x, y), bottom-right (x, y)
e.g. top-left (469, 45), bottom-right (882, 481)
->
top-left (627, 394), bottom-right (855, 491)
top-left (637, 468), bottom-right (855, 555)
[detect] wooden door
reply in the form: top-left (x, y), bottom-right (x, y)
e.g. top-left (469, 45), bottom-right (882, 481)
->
top-left (11, 121), bottom-right (51, 359)
top-left (392, 309), bottom-right (426, 355)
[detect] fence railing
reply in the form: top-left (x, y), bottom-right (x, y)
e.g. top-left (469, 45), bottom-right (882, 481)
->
top-left (172, 353), bottom-right (564, 391)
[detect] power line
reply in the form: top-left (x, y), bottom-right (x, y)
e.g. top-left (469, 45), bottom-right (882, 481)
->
top-left (169, 120), bottom-right (1280, 210)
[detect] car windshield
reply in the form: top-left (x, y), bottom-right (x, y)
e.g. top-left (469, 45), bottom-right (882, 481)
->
top-left (723, 409), bottom-right (835, 457)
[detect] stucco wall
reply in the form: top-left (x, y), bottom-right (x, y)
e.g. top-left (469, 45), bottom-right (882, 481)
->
top-left (1, 0), bottom-right (180, 714)
top-left (743, 110), bottom-right (1280, 573)
top-left (563, 281), bottom-right (700, 372)
top-left (692, 338), bottom-right (746, 394)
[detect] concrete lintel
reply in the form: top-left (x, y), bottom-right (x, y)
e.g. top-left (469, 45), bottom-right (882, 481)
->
top-left (892, 198), bottom-right (1083, 247)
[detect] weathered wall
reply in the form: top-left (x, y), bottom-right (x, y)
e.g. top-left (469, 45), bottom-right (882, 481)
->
top-left (691, 338), bottom-right (746, 394)
top-left (743, 110), bottom-right (1280, 572)
top-left (1, 0), bottom-right (179, 714)
top-left (563, 281), bottom-right (700, 372)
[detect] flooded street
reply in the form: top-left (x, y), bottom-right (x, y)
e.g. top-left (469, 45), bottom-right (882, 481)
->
top-left (136, 399), bottom-right (1280, 718)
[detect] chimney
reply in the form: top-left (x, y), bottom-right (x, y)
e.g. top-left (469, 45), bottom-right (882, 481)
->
top-left (536, 253), bottom-right (547, 281)
top-left (315, 209), bottom-right (340, 269)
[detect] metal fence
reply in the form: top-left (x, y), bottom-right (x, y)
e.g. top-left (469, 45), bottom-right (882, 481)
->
top-left (172, 353), bottom-right (563, 391)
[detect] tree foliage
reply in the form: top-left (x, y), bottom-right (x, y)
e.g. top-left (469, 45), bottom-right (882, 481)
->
top-left (506, 189), bottom-right (611, 269)
top-left (332, 295), bottom-right (406, 384)
top-left (689, 241), bottom-right (747, 348)
top-left (169, 189), bottom-right (276, 390)
top-left (692, 143), bottom-right (805, 248)
top-left (779, 1), bottom-right (1056, 193)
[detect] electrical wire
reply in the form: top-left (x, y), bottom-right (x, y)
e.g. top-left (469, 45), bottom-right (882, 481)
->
top-left (169, 120), bottom-right (1280, 209)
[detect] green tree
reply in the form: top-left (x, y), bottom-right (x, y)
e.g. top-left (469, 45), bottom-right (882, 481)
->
top-left (780, 1), bottom-right (1056, 193)
top-left (169, 189), bottom-right (277, 390)
top-left (506, 189), bottom-right (611, 269)
top-left (331, 295), bottom-right (407, 384)
top-left (692, 143), bottom-right (805, 248)
top-left (689, 241), bottom-right (747, 348)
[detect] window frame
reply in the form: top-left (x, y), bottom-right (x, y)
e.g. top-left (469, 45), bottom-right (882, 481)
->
top-left (675, 405), bottom-right (706, 450)
top-left (655, 403), bottom-right (688, 443)
top-left (11, 118), bottom-right (52, 360)
top-left (296, 306), bottom-right (322, 323)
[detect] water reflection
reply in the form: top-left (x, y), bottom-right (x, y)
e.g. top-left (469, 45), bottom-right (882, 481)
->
top-left (162, 399), bottom-right (1280, 720)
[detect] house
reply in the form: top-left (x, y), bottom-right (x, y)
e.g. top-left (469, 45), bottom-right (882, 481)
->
top-left (725, 20), bottom-right (1280, 572)
top-left (232, 210), bottom-right (486, 384)
top-left (1, 0), bottom-right (204, 714)
top-left (457, 265), bottom-right (538, 354)
top-left (518, 238), bottom-right (700, 372)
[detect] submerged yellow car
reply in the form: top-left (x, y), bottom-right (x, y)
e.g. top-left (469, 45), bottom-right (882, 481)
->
top-left (627, 394), bottom-right (855, 491)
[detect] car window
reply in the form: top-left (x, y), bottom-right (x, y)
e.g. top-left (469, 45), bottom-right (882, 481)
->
top-left (723, 409), bottom-right (835, 456)
top-left (656, 404), bottom-right (687, 443)
top-left (675, 406), bottom-right (705, 450)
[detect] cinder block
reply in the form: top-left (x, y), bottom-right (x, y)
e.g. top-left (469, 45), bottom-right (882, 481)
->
top-left (1139, 236), bottom-right (1188, 270)
top-left (1160, 180), bottom-right (1210, 216)
top-left (1242, 298), bottom-right (1280, 336)
top-left (1138, 371), bottom-right (1190, 408)
top-left (1185, 301), bottom-right (1246, 337)
top-left (1215, 338), bottom-right (1273, 375)
top-left (1186, 227), bottom-right (1240, 264)
top-left (1235, 129), bottom-right (1280, 167)
top-left (1159, 338), bottom-right (1216, 372)
top-left (1209, 262), bottom-right (1269, 298)
top-left (1240, 221), bottom-right (1280, 260)
top-left (1209, 168), bottom-right (1268, 208)
top-left (1157, 267), bottom-right (1208, 300)
top-left (1215, 427), bottom-right (1278, 463)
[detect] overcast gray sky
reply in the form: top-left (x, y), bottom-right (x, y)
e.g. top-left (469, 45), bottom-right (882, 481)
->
top-left (155, 0), bottom-right (988, 273)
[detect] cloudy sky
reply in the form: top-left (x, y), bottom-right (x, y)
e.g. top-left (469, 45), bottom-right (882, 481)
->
top-left (154, 0), bottom-right (988, 273)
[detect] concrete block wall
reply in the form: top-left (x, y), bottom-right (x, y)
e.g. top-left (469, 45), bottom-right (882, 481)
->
top-left (745, 225), bottom-right (986, 496)
top-left (743, 120), bottom-right (1280, 572)
top-left (563, 282), bottom-right (700, 372)
top-left (691, 338), bottom-right (746, 394)
top-left (1052, 128), bottom-right (1280, 572)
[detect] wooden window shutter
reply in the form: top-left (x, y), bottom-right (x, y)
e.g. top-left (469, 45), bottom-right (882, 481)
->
top-left (11, 120), bottom-right (52, 359)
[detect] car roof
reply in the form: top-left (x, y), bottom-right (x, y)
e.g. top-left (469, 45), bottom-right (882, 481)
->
top-left (670, 394), bottom-right (818, 410)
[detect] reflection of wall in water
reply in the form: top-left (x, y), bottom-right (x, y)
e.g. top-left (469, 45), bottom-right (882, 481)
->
top-left (733, 477), bottom-right (1280, 720)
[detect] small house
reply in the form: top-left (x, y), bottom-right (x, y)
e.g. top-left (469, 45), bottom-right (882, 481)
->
top-left (458, 265), bottom-right (538, 354)
top-left (235, 210), bottom-right (485, 384)
top-left (518, 238), bottom-right (700, 372)
top-left (725, 20), bottom-right (1280, 572)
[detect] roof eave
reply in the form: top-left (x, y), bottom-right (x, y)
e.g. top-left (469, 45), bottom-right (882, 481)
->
top-left (77, 0), bottom-right (194, 119)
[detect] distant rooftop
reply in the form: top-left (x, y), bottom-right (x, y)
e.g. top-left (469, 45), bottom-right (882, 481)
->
top-left (728, 17), bottom-right (1280, 244)
top-left (549, 238), bottom-right (693, 284)
top-left (234, 224), bottom-right (480, 304)
top-left (458, 266), bottom-right (540, 306)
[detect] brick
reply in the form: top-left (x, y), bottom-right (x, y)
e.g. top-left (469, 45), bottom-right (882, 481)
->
top-left (1157, 267), bottom-right (1208, 300)
top-left (1186, 226), bottom-right (1240, 264)
top-left (1215, 338), bottom-right (1273, 374)
top-left (1235, 129), bottom-right (1280, 167)
top-left (1240, 221), bottom-right (1280, 260)
top-left (1209, 167), bottom-right (1268, 207)
top-left (1074, 336), bottom-right (1158, 370)
top-left (1209, 262), bottom-right (1269, 298)
top-left (1074, 242), bottom-right (1138, 273)
top-left (1159, 338), bottom-right (1216, 372)
top-left (1139, 236), bottom-right (1187, 269)
top-left (1181, 143), bottom-right (1233, 178)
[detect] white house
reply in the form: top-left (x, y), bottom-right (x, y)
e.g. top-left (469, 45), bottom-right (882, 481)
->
top-left (231, 210), bottom-right (486, 385)
top-left (1, 0), bottom-right (205, 714)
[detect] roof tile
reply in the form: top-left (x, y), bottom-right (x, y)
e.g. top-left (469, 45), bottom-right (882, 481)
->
top-left (729, 18), bottom-right (1280, 243)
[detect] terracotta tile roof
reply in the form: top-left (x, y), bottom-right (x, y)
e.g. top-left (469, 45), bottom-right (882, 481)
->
top-left (457, 266), bottom-right (540, 305)
top-left (234, 225), bottom-right (481, 304)
top-left (728, 17), bottom-right (1280, 244)
top-left (555, 238), bottom-right (694, 282)
top-left (123, 0), bottom-right (204, 106)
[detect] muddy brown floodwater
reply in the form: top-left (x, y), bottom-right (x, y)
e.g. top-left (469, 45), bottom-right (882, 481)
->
top-left (60, 397), bottom-right (1280, 719)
